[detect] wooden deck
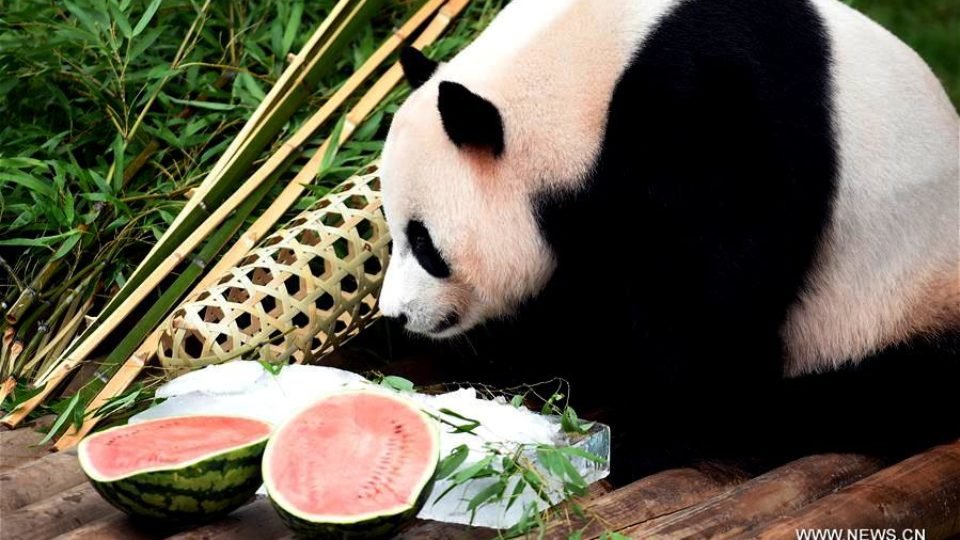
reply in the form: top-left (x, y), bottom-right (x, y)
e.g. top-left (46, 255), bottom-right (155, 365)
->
top-left (2, 420), bottom-right (959, 540)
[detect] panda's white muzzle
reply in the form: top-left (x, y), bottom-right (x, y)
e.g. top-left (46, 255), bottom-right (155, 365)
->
top-left (378, 252), bottom-right (464, 337)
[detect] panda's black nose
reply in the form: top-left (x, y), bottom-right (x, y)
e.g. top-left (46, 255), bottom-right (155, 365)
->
top-left (389, 313), bottom-right (408, 328)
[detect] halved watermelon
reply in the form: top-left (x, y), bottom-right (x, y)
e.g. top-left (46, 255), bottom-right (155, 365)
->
top-left (263, 390), bottom-right (440, 538)
top-left (78, 415), bottom-right (271, 522)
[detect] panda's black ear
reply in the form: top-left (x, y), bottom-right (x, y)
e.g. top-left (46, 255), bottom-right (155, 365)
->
top-left (437, 81), bottom-right (504, 157)
top-left (399, 47), bottom-right (438, 89)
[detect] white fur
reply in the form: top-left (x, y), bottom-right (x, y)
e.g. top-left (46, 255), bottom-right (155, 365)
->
top-left (380, 0), bottom-right (960, 368)
top-left (783, 0), bottom-right (960, 375)
top-left (379, 0), bottom-right (678, 334)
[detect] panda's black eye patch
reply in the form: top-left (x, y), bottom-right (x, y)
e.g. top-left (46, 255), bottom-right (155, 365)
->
top-left (406, 220), bottom-right (451, 279)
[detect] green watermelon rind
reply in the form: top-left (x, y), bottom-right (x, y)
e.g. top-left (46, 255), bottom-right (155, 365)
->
top-left (269, 475), bottom-right (436, 539)
top-left (78, 416), bottom-right (272, 523)
top-left (262, 390), bottom-right (442, 539)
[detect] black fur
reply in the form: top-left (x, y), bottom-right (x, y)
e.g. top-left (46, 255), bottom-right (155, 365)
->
top-left (407, 219), bottom-right (451, 279)
top-left (437, 82), bottom-right (505, 157)
top-left (454, 0), bottom-right (959, 482)
top-left (399, 47), bottom-right (437, 89)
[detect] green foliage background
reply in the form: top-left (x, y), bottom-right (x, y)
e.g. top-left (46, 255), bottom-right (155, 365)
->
top-left (851, 0), bottom-right (959, 106)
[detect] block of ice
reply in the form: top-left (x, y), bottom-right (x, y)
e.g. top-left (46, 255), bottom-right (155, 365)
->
top-left (417, 421), bottom-right (611, 529)
top-left (131, 361), bottom-right (611, 530)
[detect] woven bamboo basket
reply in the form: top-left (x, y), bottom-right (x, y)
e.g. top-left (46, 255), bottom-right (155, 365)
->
top-left (158, 165), bottom-right (389, 375)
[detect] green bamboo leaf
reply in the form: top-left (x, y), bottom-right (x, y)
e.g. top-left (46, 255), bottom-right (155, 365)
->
top-left (536, 447), bottom-right (563, 479)
top-left (560, 453), bottom-right (588, 489)
top-left (564, 481), bottom-right (587, 497)
top-left (558, 446), bottom-right (607, 463)
top-left (64, 1), bottom-right (101, 36)
top-left (3, 383), bottom-right (45, 411)
top-left (128, 27), bottom-right (163, 62)
top-left (0, 172), bottom-right (57, 200)
top-left (165, 95), bottom-right (237, 111)
top-left (541, 392), bottom-right (564, 415)
top-left (319, 116), bottom-right (347, 176)
top-left (0, 157), bottom-right (47, 169)
top-left (522, 469), bottom-right (551, 504)
top-left (108, 2), bottom-right (133, 39)
top-left (467, 479), bottom-right (506, 513)
top-left (436, 444), bottom-right (470, 479)
top-left (131, 0), bottom-right (162, 36)
top-left (0, 231), bottom-right (76, 248)
top-left (452, 455), bottom-right (495, 483)
top-left (504, 476), bottom-right (528, 512)
top-left (561, 406), bottom-right (594, 434)
top-left (92, 384), bottom-right (144, 418)
top-left (0, 79), bottom-right (18, 98)
top-left (112, 134), bottom-right (124, 192)
top-left (52, 232), bottom-right (81, 260)
top-left (38, 393), bottom-right (80, 445)
top-left (353, 111), bottom-right (383, 141)
top-left (238, 72), bottom-right (267, 101)
top-left (281, 1), bottom-right (304, 58)
top-left (379, 375), bottom-right (414, 392)
top-left (439, 408), bottom-right (481, 433)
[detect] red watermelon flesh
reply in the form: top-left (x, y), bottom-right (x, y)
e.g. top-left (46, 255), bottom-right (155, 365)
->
top-left (264, 391), bottom-right (440, 523)
top-left (81, 415), bottom-right (272, 481)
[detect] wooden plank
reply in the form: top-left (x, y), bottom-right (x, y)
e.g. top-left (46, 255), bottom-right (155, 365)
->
top-left (395, 521), bottom-right (496, 539)
top-left (1, 482), bottom-right (118, 540)
top-left (52, 514), bottom-right (179, 540)
top-left (164, 497), bottom-right (287, 540)
top-left (750, 441), bottom-right (960, 539)
top-left (0, 418), bottom-right (53, 471)
top-left (622, 453), bottom-right (884, 539)
top-left (0, 450), bottom-right (87, 512)
top-left (544, 467), bottom-right (744, 539)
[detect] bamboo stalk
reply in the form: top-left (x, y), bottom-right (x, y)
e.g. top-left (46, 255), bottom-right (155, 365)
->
top-left (34, 292), bottom-right (96, 384)
top-left (130, 0), bottom-right (365, 278)
top-left (201, 0), bottom-right (359, 185)
top-left (50, 177), bottom-right (280, 448)
top-left (0, 294), bottom-right (94, 426)
top-left (55, 0), bottom-right (370, 360)
top-left (14, 272), bottom-right (97, 378)
top-left (1, 174), bottom-right (277, 429)
top-left (0, 2), bottom-right (381, 427)
top-left (0, 327), bottom-right (14, 378)
top-left (4, 260), bottom-right (61, 325)
top-left (52, 0), bottom-right (473, 450)
top-left (199, 0), bottom-right (450, 287)
top-left (25, 294), bottom-right (92, 381)
top-left (0, 377), bottom-right (15, 407)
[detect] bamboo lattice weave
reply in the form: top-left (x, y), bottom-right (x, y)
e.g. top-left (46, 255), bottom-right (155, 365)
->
top-left (158, 166), bottom-right (388, 375)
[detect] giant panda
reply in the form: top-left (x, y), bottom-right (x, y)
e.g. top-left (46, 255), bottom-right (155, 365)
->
top-left (377, 0), bottom-right (960, 480)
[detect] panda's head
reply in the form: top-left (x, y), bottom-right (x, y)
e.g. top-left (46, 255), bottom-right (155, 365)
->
top-left (378, 48), bottom-right (556, 338)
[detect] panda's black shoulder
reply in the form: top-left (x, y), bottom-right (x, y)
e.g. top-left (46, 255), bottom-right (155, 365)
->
top-left (603, 0), bottom-right (836, 177)
top-left (533, 0), bottom-right (839, 378)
